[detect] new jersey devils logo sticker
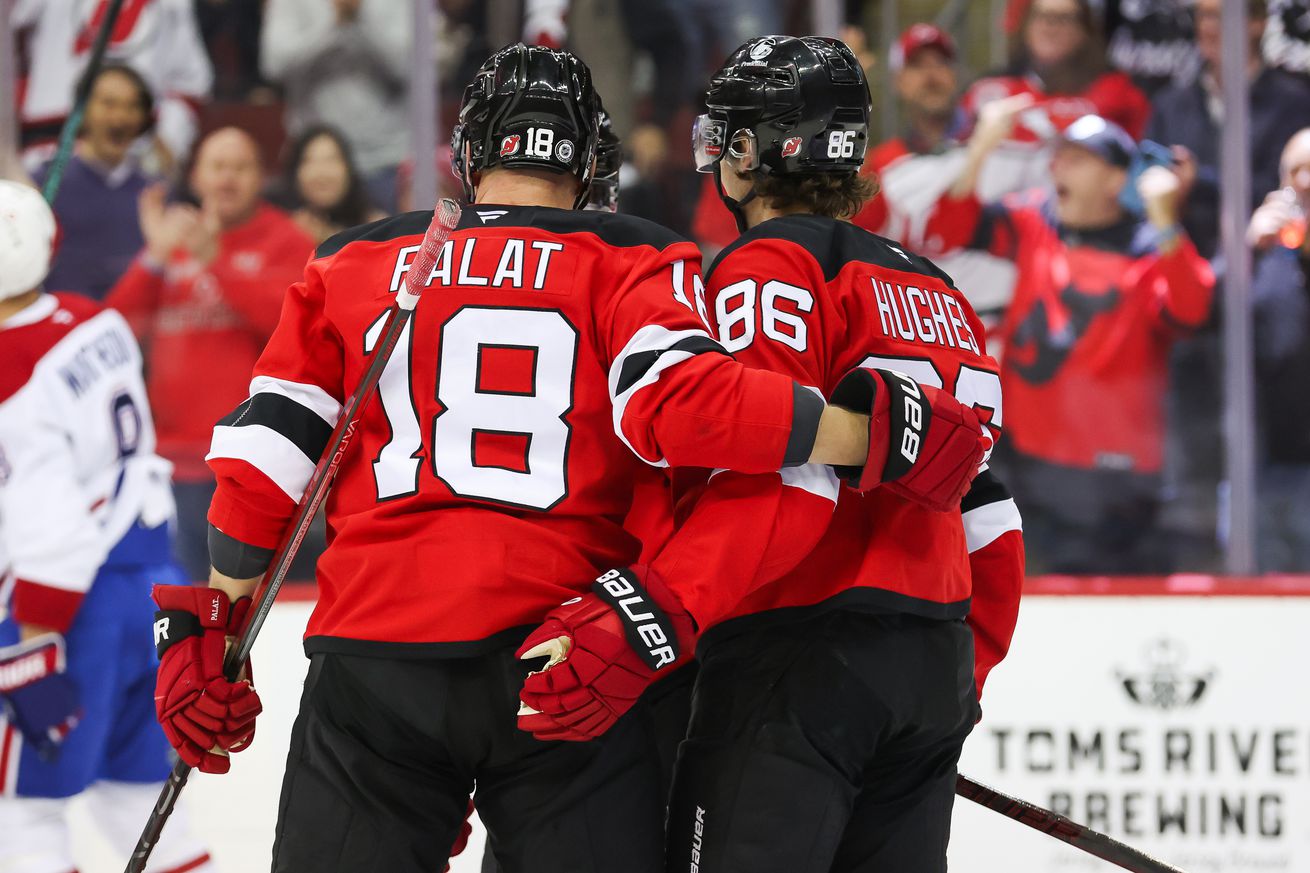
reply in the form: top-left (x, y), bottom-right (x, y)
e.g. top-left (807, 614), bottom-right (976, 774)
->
top-left (500, 135), bottom-right (522, 157)
top-left (781, 137), bottom-right (803, 158)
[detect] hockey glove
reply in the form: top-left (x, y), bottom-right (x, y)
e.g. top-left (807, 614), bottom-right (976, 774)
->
top-left (830, 367), bottom-right (987, 511)
top-left (0, 633), bottom-right (82, 761)
top-left (516, 566), bottom-right (695, 742)
top-left (152, 585), bottom-right (262, 774)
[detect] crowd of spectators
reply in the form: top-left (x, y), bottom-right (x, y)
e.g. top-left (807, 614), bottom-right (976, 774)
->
top-left (3, 0), bottom-right (1310, 577)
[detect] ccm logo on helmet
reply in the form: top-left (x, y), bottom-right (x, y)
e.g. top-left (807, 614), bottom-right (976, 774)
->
top-left (593, 568), bottom-right (678, 669)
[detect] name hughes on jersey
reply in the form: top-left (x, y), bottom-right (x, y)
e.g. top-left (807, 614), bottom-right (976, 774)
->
top-left (871, 277), bottom-right (981, 355)
top-left (388, 237), bottom-right (566, 294)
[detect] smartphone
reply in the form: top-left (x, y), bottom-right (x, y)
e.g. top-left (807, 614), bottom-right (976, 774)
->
top-left (1119, 140), bottom-right (1174, 215)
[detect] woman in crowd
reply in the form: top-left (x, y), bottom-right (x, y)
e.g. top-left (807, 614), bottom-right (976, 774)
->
top-left (961, 0), bottom-right (1152, 196)
top-left (271, 124), bottom-right (385, 244)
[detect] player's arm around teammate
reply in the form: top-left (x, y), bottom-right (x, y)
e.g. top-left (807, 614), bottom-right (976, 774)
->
top-left (517, 37), bottom-right (1017, 745)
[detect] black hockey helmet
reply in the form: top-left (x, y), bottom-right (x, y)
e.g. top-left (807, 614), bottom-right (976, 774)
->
top-left (451, 43), bottom-right (601, 208)
top-left (692, 36), bottom-right (871, 227)
top-left (586, 107), bottom-right (620, 212)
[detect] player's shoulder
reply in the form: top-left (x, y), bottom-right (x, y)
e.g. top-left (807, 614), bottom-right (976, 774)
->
top-left (314, 210), bottom-right (434, 260)
top-left (514, 208), bottom-right (691, 253)
top-left (0, 293), bottom-right (107, 405)
top-left (710, 215), bottom-right (954, 285)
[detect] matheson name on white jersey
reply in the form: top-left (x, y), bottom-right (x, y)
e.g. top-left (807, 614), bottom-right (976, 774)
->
top-left (0, 294), bottom-right (174, 616)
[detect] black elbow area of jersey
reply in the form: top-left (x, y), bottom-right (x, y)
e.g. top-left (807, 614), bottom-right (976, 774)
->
top-left (208, 524), bottom-right (275, 579)
top-left (782, 383), bottom-right (824, 467)
top-left (962, 467), bottom-right (1012, 512)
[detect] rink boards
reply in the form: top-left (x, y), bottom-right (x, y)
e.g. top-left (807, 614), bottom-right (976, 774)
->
top-left (69, 579), bottom-right (1310, 873)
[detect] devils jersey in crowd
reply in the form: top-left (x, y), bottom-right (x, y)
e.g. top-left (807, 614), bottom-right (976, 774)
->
top-left (646, 216), bottom-right (1024, 695)
top-left (207, 206), bottom-right (824, 655)
top-left (1, 294), bottom-right (175, 631)
top-left (929, 190), bottom-right (1215, 477)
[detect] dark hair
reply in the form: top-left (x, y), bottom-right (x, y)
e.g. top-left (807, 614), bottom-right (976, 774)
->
top-left (80, 62), bottom-right (154, 137)
top-left (746, 171), bottom-right (876, 220)
top-left (273, 125), bottom-right (374, 228)
top-left (1012, 0), bottom-right (1107, 94)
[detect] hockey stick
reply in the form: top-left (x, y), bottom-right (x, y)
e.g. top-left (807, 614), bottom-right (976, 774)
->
top-left (41, 0), bottom-right (127, 204)
top-left (123, 199), bottom-right (463, 873)
top-left (956, 775), bottom-right (1187, 873)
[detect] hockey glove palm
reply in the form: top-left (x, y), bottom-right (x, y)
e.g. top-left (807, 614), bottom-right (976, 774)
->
top-left (0, 634), bottom-right (81, 761)
top-left (831, 367), bottom-right (987, 511)
top-left (516, 566), bottom-right (695, 742)
top-left (152, 585), bottom-right (262, 774)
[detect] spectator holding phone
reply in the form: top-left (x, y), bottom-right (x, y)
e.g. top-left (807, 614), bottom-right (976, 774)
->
top-left (1249, 128), bottom-right (1310, 570)
top-left (1148, 0), bottom-right (1310, 260)
top-left (930, 113), bottom-right (1214, 573)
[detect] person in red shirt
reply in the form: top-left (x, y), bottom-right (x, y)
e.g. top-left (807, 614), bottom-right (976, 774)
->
top-left (519, 37), bottom-right (1023, 873)
top-left (107, 127), bottom-right (314, 580)
top-left (144, 45), bottom-right (900, 873)
top-left (933, 111), bottom-right (1213, 573)
top-left (960, 0), bottom-right (1151, 198)
top-left (856, 24), bottom-right (1019, 345)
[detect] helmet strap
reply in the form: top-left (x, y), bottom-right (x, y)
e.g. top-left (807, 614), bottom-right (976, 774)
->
top-left (713, 164), bottom-right (759, 234)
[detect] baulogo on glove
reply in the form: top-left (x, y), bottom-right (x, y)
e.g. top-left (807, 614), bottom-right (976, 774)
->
top-left (0, 633), bottom-right (82, 761)
top-left (516, 566), bottom-right (695, 742)
top-left (152, 585), bottom-right (262, 774)
top-left (830, 367), bottom-right (987, 511)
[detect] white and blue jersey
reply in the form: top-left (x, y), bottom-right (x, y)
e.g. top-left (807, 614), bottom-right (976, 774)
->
top-left (0, 291), bottom-right (179, 799)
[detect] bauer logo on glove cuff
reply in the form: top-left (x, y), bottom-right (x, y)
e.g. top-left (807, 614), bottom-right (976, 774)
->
top-left (152, 610), bottom-right (202, 660)
top-left (879, 369), bottom-right (931, 482)
top-left (591, 568), bottom-right (680, 670)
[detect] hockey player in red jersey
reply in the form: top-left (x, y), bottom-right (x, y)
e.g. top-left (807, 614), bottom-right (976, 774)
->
top-left (142, 44), bottom-right (926, 873)
top-left (517, 37), bottom-right (1026, 873)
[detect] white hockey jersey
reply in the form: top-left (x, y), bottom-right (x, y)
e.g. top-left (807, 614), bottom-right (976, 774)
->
top-left (14, 0), bottom-right (213, 161)
top-left (0, 293), bottom-right (174, 632)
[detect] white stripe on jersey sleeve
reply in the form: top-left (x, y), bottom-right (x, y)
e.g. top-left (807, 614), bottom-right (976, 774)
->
top-left (608, 324), bottom-right (717, 468)
top-left (963, 497), bottom-right (1023, 553)
top-left (207, 425), bottom-right (317, 503)
top-left (248, 376), bottom-right (342, 427)
top-left (206, 376), bottom-right (341, 502)
top-left (705, 448), bottom-right (839, 503)
top-left (779, 464), bottom-right (840, 502)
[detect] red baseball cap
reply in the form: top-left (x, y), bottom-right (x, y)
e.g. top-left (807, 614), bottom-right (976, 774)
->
top-left (889, 23), bottom-right (957, 71)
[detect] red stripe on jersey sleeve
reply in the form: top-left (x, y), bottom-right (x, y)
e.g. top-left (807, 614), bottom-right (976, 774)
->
top-left (208, 459), bottom-right (298, 551)
top-left (10, 579), bottom-right (85, 633)
top-left (966, 528), bottom-right (1025, 701)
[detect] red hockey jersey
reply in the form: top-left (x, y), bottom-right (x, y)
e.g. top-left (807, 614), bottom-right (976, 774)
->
top-left (206, 206), bottom-right (824, 656)
top-left (648, 216), bottom-right (1025, 695)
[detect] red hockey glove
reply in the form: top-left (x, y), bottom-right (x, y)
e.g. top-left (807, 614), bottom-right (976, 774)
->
top-left (830, 367), bottom-right (987, 511)
top-left (152, 585), bottom-right (262, 774)
top-left (516, 566), bottom-right (695, 742)
top-left (0, 633), bottom-right (82, 761)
